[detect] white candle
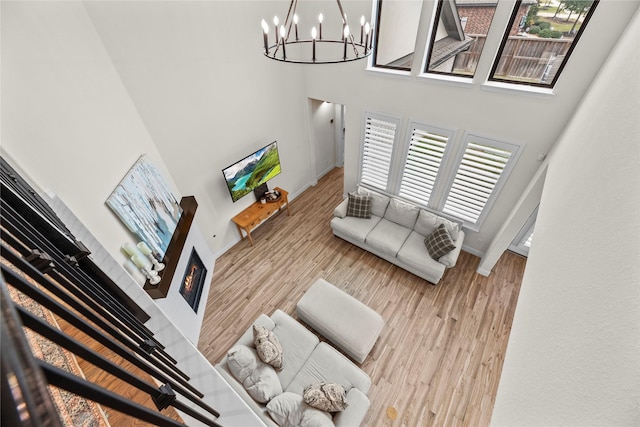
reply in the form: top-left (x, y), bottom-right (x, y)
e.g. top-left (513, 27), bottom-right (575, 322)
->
top-left (274, 16), bottom-right (279, 44)
top-left (122, 242), bottom-right (141, 257)
top-left (261, 19), bottom-right (269, 53)
top-left (311, 27), bottom-right (317, 62)
top-left (131, 254), bottom-right (150, 269)
top-left (280, 25), bottom-right (287, 59)
top-left (137, 241), bottom-right (152, 256)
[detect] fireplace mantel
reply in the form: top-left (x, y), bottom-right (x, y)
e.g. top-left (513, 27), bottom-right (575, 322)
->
top-left (143, 196), bottom-right (197, 299)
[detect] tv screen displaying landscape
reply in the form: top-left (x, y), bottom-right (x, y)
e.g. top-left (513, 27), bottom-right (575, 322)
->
top-left (222, 141), bottom-right (282, 202)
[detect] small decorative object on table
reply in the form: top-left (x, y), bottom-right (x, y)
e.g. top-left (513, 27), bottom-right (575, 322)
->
top-left (264, 190), bottom-right (281, 203)
top-left (137, 241), bottom-right (165, 272)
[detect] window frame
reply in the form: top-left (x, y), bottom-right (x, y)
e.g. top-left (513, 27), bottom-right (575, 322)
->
top-left (488, 0), bottom-right (599, 89)
top-left (358, 113), bottom-right (524, 230)
top-left (397, 121), bottom-right (456, 208)
top-left (422, 0), bottom-right (476, 79)
top-left (358, 111), bottom-right (403, 193)
top-left (370, 0), bottom-right (422, 73)
top-left (437, 132), bottom-right (523, 231)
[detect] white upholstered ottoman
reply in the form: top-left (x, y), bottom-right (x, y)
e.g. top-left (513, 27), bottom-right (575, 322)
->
top-left (296, 278), bottom-right (384, 364)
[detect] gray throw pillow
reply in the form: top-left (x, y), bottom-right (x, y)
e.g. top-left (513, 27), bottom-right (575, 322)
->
top-left (253, 324), bottom-right (284, 370)
top-left (424, 223), bottom-right (456, 260)
top-left (303, 382), bottom-right (349, 412)
top-left (346, 193), bottom-right (372, 219)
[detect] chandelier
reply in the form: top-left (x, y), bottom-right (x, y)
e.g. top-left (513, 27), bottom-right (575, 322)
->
top-left (261, 0), bottom-right (373, 64)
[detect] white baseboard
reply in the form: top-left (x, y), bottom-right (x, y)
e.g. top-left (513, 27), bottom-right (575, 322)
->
top-left (476, 267), bottom-right (492, 277)
top-left (462, 244), bottom-right (483, 258)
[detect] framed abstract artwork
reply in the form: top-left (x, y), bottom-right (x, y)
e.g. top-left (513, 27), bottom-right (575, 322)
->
top-left (106, 155), bottom-right (182, 258)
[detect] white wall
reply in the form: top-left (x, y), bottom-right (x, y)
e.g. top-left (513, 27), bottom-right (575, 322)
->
top-left (0, 1), bottom-right (177, 261)
top-left (491, 7), bottom-right (640, 426)
top-left (82, 1), bottom-right (312, 254)
top-left (310, 99), bottom-right (337, 178)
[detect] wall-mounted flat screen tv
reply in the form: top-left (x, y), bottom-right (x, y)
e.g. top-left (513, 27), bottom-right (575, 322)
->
top-left (222, 141), bottom-right (282, 202)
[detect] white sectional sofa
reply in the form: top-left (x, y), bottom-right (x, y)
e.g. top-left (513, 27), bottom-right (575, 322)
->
top-left (330, 186), bottom-right (465, 285)
top-left (216, 309), bottom-right (371, 427)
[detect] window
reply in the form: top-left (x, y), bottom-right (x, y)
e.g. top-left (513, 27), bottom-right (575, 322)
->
top-left (398, 123), bottom-right (454, 206)
top-left (360, 112), bottom-right (401, 192)
top-left (359, 114), bottom-right (522, 229)
top-left (489, 0), bottom-right (598, 88)
top-left (372, 0), bottom-right (423, 71)
top-left (424, 0), bottom-right (497, 77)
top-left (440, 134), bottom-right (521, 227)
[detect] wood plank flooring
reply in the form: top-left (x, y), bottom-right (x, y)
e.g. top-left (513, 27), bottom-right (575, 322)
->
top-left (198, 167), bottom-right (525, 427)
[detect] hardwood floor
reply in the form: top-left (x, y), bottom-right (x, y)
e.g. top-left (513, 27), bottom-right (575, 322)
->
top-left (198, 167), bottom-right (525, 427)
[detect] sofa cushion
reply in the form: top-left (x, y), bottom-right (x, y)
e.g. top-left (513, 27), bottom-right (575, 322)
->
top-left (333, 388), bottom-right (370, 427)
top-left (227, 345), bottom-right (257, 382)
top-left (244, 364), bottom-right (283, 403)
top-left (346, 193), bottom-right (371, 219)
top-left (357, 186), bottom-right (390, 217)
top-left (397, 231), bottom-right (446, 280)
top-left (304, 382), bottom-right (348, 412)
top-left (384, 198), bottom-right (419, 229)
top-left (436, 216), bottom-right (461, 241)
top-left (330, 215), bottom-right (381, 244)
top-left (438, 229), bottom-right (464, 268)
top-left (424, 224), bottom-right (456, 260)
top-left (413, 209), bottom-right (438, 237)
top-left (226, 345), bottom-right (283, 404)
top-left (413, 210), bottom-right (461, 241)
top-left (254, 324), bottom-right (284, 370)
top-left (286, 342), bottom-right (372, 396)
top-left (270, 310), bottom-right (320, 390)
top-left (365, 219), bottom-right (411, 257)
top-left (266, 392), bottom-right (335, 427)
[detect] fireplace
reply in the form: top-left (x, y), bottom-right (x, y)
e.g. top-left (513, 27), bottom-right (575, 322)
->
top-left (179, 248), bottom-right (207, 313)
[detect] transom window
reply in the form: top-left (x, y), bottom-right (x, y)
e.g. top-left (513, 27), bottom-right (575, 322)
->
top-left (372, 0), bottom-right (598, 90)
top-left (372, 0), bottom-right (423, 71)
top-left (424, 0), bottom-right (497, 77)
top-left (489, 0), bottom-right (598, 87)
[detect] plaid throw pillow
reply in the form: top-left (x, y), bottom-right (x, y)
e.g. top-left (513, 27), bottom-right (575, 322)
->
top-left (424, 223), bottom-right (456, 260)
top-left (346, 193), bottom-right (372, 219)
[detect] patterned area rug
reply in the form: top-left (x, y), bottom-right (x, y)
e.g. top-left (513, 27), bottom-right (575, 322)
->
top-left (8, 275), bottom-right (111, 427)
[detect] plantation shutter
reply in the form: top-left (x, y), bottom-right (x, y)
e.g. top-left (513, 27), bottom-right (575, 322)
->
top-left (398, 125), bottom-right (451, 206)
top-left (360, 114), bottom-right (398, 191)
top-left (442, 139), bottom-right (515, 224)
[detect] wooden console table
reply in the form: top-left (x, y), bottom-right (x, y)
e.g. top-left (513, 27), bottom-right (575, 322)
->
top-left (232, 187), bottom-right (290, 246)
